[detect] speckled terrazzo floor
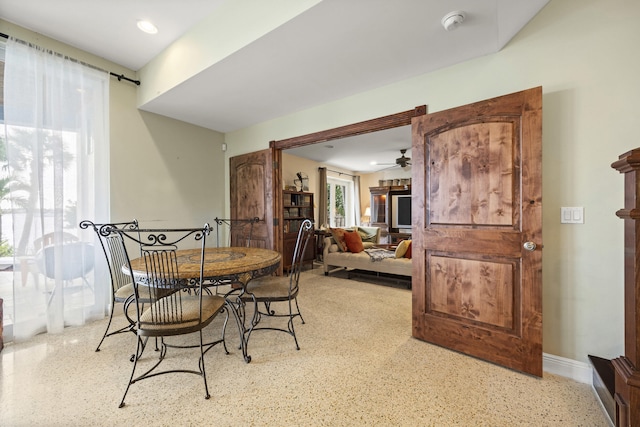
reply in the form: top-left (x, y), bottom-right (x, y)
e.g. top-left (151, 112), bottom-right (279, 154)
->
top-left (1, 267), bottom-right (609, 426)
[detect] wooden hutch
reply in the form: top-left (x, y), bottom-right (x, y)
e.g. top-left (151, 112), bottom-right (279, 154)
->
top-left (282, 190), bottom-right (315, 271)
top-left (597, 148), bottom-right (640, 426)
top-left (369, 184), bottom-right (411, 244)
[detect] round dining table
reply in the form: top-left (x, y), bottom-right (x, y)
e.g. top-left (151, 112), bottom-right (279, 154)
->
top-left (124, 246), bottom-right (281, 362)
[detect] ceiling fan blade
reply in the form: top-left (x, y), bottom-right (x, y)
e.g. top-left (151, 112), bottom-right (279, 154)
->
top-left (378, 164), bottom-right (400, 171)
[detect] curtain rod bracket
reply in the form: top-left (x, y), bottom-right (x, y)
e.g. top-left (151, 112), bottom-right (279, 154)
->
top-left (110, 72), bottom-right (140, 86)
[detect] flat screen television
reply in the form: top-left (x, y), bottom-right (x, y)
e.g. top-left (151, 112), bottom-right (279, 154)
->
top-left (391, 194), bottom-right (412, 231)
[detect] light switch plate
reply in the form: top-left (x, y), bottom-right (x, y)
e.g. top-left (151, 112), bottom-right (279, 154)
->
top-left (561, 207), bottom-right (584, 224)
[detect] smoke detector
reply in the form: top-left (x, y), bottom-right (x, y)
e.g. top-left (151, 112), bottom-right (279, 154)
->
top-left (441, 11), bottom-right (466, 31)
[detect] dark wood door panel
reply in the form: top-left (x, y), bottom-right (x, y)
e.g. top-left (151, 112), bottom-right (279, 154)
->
top-left (413, 315), bottom-right (541, 374)
top-left (427, 254), bottom-right (518, 331)
top-left (428, 120), bottom-right (519, 227)
top-left (424, 229), bottom-right (522, 257)
top-left (412, 87), bottom-right (542, 377)
top-left (230, 149), bottom-right (273, 250)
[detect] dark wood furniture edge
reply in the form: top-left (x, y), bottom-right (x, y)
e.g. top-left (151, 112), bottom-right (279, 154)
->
top-left (589, 355), bottom-right (615, 423)
top-left (608, 147), bottom-right (640, 426)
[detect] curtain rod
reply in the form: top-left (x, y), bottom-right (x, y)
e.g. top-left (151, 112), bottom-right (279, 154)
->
top-left (0, 32), bottom-right (141, 86)
top-left (323, 167), bottom-right (357, 178)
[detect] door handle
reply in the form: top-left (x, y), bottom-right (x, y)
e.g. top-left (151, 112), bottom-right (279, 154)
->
top-left (523, 241), bottom-right (537, 251)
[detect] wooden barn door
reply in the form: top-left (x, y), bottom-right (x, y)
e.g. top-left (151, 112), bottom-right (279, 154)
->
top-left (411, 87), bottom-right (543, 376)
top-left (229, 149), bottom-right (274, 250)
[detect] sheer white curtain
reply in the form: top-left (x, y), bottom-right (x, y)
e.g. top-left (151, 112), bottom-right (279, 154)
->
top-left (352, 175), bottom-right (361, 225)
top-left (3, 38), bottom-right (110, 340)
top-left (318, 167), bottom-right (327, 227)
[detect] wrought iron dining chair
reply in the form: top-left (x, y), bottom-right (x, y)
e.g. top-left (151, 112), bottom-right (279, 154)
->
top-left (212, 217), bottom-right (261, 295)
top-left (213, 217), bottom-right (260, 248)
top-left (115, 224), bottom-right (228, 407)
top-left (242, 218), bottom-right (313, 351)
top-left (80, 219), bottom-right (142, 352)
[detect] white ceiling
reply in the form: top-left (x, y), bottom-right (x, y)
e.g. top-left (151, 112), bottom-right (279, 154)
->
top-left (0, 0), bottom-right (549, 172)
top-left (286, 125), bottom-right (414, 173)
top-left (0, 0), bottom-right (228, 71)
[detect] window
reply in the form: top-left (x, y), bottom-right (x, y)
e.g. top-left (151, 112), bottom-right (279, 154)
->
top-left (327, 176), bottom-right (354, 227)
top-left (0, 39), bottom-right (4, 122)
top-left (3, 37), bottom-right (109, 339)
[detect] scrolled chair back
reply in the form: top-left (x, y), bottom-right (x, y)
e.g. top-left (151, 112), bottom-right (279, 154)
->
top-left (79, 219), bottom-right (140, 290)
top-left (288, 219), bottom-right (314, 290)
top-left (113, 224), bottom-right (211, 329)
top-left (79, 219), bottom-right (139, 234)
top-left (79, 219), bottom-right (142, 352)
top-left (213, 217), bottom-right (261, 248)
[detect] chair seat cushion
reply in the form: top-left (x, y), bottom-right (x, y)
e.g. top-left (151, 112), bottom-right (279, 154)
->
top-left (115, 283), bottom-right (173, 302)
top-left (114, 283), bottom-right (135, 300)
top-left (139, 295), bottom-right (225, 332)
top-left (245, 276), bottom-right (294, 301)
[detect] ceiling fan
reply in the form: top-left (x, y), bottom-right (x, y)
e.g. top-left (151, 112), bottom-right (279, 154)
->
top-left (395, 149), bottom-right (411, 168)
top-left (375, 149), bottom-right (412, 169)
top-left (376, 148), bottom-right (411, 169)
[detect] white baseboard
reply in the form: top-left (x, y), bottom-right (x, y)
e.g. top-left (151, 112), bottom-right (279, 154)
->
top-left (543, 352), bottom-right (592, 384)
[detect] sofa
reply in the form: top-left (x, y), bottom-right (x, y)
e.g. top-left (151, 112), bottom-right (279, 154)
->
top-left (322, 226), bottom-right (412, 278)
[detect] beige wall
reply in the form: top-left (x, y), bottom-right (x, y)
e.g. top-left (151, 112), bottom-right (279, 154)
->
top-left (281, 153), bottom-right (321, 222)
top-left (0, 20), bottom-right (227, 229)
top-left (226, 0), bottom-right (640, 364)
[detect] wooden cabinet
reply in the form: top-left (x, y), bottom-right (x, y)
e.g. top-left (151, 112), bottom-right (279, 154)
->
top-left (369, 186), bottom-right (411, 243)
top-left (282, 190), bottom-right (315, 271)
top-left (370, 187), bottom-right (389, 227)
top-left (607, 149), bottom-right (640, 426)
top-left (389, 232), bottom-right (411, 244)
top-left (369, 187), bottom-right (390, 241)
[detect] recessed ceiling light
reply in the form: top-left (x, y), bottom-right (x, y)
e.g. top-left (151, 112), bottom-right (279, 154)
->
top-left (137, 20), bottom-right (158, 34)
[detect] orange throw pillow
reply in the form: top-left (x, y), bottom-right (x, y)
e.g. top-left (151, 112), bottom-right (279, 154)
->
top-left (330, 227), bottom-right (349, 252)
top-left (404, 241), bottom-right (412, 259)
top-left (343, 230), bottom-right (364, 253)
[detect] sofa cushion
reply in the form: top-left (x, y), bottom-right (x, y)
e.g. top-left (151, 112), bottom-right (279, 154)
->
top-left (404, 241), bottom-right (412, 259)
top-left (356, 227), bottom-right (378, 243)
top-left (344, 230), bottom-right (364, 253)
top-left (395, 239), bottom-right (411, 258)
top-left (330, 227), bottom-right (350, 252)
top-left (324, 249), bottom-right (412, 277)
top-left (326, 239), bottom-right (375, 254)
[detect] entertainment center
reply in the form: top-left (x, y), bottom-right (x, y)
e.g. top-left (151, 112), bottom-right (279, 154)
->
top-left (369, 185), bottom-right (411, 244)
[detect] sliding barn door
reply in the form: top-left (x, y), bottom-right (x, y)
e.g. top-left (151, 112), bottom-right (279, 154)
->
top-left (229, 149), bottom-right (274, 250)
top-left (411, 87), bottom-right (543, 376)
